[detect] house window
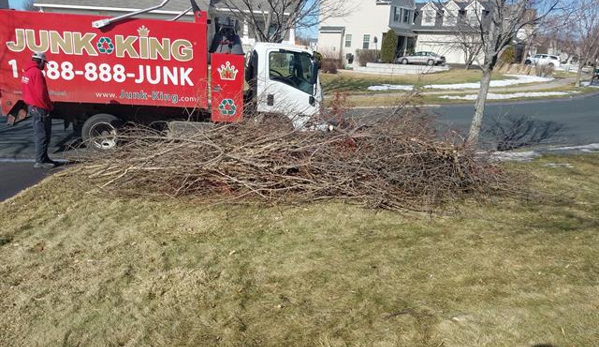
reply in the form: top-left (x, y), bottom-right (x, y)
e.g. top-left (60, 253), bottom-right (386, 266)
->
top-left (466, 2), bottom-right (483, 25)
top-left (363, 34), bottom-right (370, 49)
top-left (444, 10), bottom-right (457, 26)
top-left (467, 10), bottom-right (480, 25)
top-left (403, 9), bottom-right (411, 23)
top-left (423, 10), bottom-right (436, 26)
top-left (345, 34), bottom-right (352, 48)
top-left (393, 7), bottom-right (401, 22)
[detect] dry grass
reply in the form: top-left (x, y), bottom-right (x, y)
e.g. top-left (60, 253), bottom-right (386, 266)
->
top-left (1, 154), bottom-right (598, 347)
top-left (321, 69), bottom-right (509, 94)
top-left (338, 85), bottom-right (598, 107)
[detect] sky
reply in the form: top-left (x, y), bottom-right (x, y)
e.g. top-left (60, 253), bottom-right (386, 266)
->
top-left (8, 0), bottom-right (26, 9)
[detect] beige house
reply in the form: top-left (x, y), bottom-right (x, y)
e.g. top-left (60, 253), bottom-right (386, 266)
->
top-left (318, 0), bottom-right (504, 66)
top-left (318, 0), bottom-right (393, 66)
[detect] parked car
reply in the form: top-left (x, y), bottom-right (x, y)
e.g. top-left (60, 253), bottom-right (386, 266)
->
top-left (525, 54), bottom-right (561, 69)
top-left (395, 51), bottom-right (446, 66)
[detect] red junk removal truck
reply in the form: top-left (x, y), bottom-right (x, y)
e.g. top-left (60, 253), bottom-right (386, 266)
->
top-left (0, 0), bottom-right (322, 148)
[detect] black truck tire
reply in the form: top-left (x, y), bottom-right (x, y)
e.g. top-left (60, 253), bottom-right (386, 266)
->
top-left (81, 113), bottom-right (121, 150)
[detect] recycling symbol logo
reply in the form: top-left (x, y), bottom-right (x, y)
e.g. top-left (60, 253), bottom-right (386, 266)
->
top-left (219, 99), bottom-right (237, 117)
top-left (97, 37), bottom-right (114, 54)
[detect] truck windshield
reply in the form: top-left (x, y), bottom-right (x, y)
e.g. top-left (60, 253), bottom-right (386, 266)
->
top-left (269, 51), bottom-right (315, 95)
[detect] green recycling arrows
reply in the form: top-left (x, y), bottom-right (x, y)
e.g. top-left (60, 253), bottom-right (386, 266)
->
top-left (218, 99), bottom-right (237, 116)
top-left (97, 37), bottom-right (115, 54)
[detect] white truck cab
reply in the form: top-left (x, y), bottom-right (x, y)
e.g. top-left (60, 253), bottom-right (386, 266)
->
top-left (246, 43), bottom-right (323, 129)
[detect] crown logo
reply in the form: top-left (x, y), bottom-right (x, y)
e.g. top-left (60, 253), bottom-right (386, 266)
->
top-left (137, 25), bottom-right (150, 37)
top-left (218, 61), bottom-right (238, 81)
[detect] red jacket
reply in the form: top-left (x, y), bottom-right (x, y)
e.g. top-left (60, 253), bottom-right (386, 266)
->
top-left (21, 61), bottom-right (53, 111)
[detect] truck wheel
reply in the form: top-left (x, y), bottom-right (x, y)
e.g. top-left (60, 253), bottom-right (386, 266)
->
top-left (81, 114), bottom-right (121, 150)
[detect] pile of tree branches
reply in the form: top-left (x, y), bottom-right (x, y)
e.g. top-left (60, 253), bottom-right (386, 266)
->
top-left (70, 111), bottom-right (513, 211)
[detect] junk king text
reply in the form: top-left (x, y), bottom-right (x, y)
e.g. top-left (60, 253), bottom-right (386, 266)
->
top-left (5, 26), bottom-right (194, 62)
top-left (7, 60), bottom-right (195, 86)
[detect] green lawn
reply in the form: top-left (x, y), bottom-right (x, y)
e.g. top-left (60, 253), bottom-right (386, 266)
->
top-left (1, 154), bottom-right (598, 346)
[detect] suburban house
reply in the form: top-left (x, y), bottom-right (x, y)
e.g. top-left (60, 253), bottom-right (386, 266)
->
top-left (409, 0), bottom-right (491, 65)
top-left (318, 0), bottom-right (393, 64)
top-left (32, 0), bottom-right (296, 50)
top-left (319, 0), bottom-right (529, 66)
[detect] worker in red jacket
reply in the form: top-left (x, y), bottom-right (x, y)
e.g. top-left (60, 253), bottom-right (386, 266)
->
top-left (22, 52), bottom-right (56, 169)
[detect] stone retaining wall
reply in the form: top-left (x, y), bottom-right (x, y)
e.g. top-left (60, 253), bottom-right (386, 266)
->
top-left (353, 63), bottom-right (450, 75)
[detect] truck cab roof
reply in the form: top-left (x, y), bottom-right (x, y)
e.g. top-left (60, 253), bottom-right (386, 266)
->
top-left (251, 42), bottom-right (314, 56)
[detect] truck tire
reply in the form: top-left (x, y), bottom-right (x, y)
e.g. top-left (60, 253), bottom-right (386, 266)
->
top-left (81, 113), bottom-right (121, 150)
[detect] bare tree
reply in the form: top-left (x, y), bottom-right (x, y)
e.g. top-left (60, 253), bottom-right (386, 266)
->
top-left (568, 0), bottom-right (599, 87)
top-left (464, 0), bottom-right (559, 146)
top-left (23, 0), bottom-right (37, 11)
top-left (215, 0), bottom-right (350, 43)
top-left (453, 25), bottom-right (484, 69)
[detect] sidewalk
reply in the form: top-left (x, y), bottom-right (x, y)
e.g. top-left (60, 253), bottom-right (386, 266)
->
top-left (422, 77), bottom-right (575, 95)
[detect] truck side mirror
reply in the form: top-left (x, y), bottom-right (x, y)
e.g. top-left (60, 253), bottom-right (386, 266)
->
top-left (310, 61), bottom-right (319, 85)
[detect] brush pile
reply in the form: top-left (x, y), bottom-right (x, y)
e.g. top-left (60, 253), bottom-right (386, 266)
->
top-left (71, 111), bottom-right (511, 211)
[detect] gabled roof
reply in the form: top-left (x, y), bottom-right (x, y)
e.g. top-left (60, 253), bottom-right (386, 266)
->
top-left (444, 0), bottom-right (460, 11)
top-left (415, 0), bottom-right (490, 11)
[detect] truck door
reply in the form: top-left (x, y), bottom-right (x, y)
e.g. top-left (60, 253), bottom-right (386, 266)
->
top-left (257, 49), bottom-right (320, 128)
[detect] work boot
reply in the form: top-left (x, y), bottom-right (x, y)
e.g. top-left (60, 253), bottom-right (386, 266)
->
top-left (34, 162), bottom-right (56, 169)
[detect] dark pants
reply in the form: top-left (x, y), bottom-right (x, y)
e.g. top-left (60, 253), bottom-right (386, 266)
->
top-left (29, 106), bottom-right (52, 164)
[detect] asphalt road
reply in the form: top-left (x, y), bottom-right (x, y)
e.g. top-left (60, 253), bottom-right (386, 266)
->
top-left (348, 93), bottom-right (599, 147)
top-left (0, 161), bottom-right (51, 201)
top-left (432, 93), bottom-right (599, 146)
top-left (1, 93), bottom-right (598, 201)
top-left (0, 116), bottom-right (73, 201)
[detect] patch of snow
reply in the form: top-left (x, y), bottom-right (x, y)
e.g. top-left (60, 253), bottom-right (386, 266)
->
top-left (438, 91), bottom-right (573, 100)
top-left (491, 143), bottom-right (599, 162)
top-left (581, 81), bottom-right (599, 88)
top-left (424, 74), bottom-right (554, 90)
top-left (548, 143), bottom-right (599, 152)
top-left (367, 84), bottom-right (414, 91)
top-left (492, 151), bottom-right (539, 162)
top-left (368, 74), bottom-right (554, 91)
top-left (544, 163), bottom-right (573, 168)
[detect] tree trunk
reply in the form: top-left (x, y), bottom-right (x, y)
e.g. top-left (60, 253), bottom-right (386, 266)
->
top-left (467, 66), bottom-right (493, 145)
top-left (520, 41), bottom-right (530, 64)
top-left (574, 60), bottom-right (584, 87)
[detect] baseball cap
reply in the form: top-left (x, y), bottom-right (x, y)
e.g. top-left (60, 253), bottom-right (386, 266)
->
top-left (32, 51), bottom-right (47, 61)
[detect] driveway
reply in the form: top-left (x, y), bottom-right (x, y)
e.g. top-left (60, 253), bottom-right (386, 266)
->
top-left (0, 160), bottom-right (54, 201)
top-left (0, 116), bottom-right (77, 160)
top-left (0, 116), bottom-right (73, 202)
